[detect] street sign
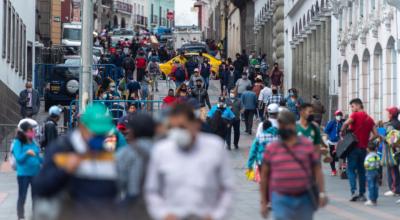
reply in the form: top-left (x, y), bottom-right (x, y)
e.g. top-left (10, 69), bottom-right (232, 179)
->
top-left (167, 11), bottom-right (174, 20)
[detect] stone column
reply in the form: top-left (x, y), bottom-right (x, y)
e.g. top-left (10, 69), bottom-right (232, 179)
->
top-left (325, 17), bottom-right (332, 114)
top-left (311, 29), bottom-right (317, 101)
top-left (292, 47), bottom-right (297, 86)
top-left (319, 20), bottom-right (326, 104)
top-left (298, 43), bottom-right (303, 94)
top-left (306, 35), bottom-right (312, 97)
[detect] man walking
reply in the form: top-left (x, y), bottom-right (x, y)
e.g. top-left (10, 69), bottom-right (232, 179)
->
top-left (41, 106), bottom-right (62, 151)
top-left (269, 62), bottom-right (283, 90)
top-left (191, 79), bottom-right (212, 121)
top-left (235, 73), bottom-right (252, 98)
top-left (340, 98), bottom-right (377, 202)
top-left (200, 59), bottom-right (212, 90)
top-left (226, 92), bottom-right (242, 150)
top-left (266, 86), bottom-right (285, 107)
top-left (19, 81), bottom-right (40, 118)
top-left (260, 110), bottom-right (327, 220)
top-left (145, 103), bottom-right (233, 220)
top-left (146, 57), bottom-right (160, 92)
top-left (241, 85), bottom-right (257, 135)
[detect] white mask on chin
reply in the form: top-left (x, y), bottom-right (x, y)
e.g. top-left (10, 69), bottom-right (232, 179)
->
top-left (335, 116), bottom-right (342, 121)
top-left (168, 128), bottom-right (193, 151)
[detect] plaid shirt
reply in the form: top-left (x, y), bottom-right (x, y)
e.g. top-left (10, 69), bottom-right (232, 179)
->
top-left (267, 94), bottom-right (284, 106)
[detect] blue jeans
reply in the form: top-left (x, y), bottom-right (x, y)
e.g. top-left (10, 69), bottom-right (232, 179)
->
top-left (387, 164), bottom-right (400, 193)
top-left (367, 170), bottom-right (379, 202)
top-left (203, 77), bottom-right (210, 90)
top-left (17, 176), bottom-right (35, 219)
top-left (271, 192), bottom-right (315, 220)
top-left (347, 148), bottom-right (367, 195)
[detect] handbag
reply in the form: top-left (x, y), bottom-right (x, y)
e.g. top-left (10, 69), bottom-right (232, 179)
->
top-left (281, 142), bottom-right (320, 211)
top-left (336, 132), bottom-right (358, 159)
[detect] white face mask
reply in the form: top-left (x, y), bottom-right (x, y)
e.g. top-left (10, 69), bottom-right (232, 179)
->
top-left (230, 93), bottom-right (235, 99)
top-left (194, 110), bottom-right (201, 118)
top-left (336, 116), bottom-right (342, 121)
top-left (168, 128), bottom-right (193, 151)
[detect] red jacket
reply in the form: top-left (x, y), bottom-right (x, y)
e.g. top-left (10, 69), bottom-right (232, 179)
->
top-left (162, 96), bottom-right (177, 107)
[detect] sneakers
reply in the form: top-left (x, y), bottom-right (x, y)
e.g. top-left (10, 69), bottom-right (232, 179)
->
top-left (364, 200), bottom-right (377, 206)
top-left (349, 194), bottom-right (359, 202)
top-left (383, 191), bottom-right (400, 196)
top-left (357, 195), bottom-right (367, 202)
top-left (331, 170), bottom-right (337, 176)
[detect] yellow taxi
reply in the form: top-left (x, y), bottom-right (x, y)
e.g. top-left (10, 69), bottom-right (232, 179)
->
top-left (159, 52), bottom-right (222, 76)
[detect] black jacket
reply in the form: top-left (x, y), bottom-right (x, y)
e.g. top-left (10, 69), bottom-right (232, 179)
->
top-left (41, 117), bottom-right (58, 149)
top-left (19, 89), bottom-right (40, 117)
top-left (191, 88), bottom-right (211, 108)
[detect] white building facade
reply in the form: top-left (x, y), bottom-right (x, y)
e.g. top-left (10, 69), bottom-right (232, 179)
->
top-left (285, 0), bottom-right (339, 118)
top-left (0, 0), bottom-right (36, 123)
top-left (336, 0), bottom-right (398, 120)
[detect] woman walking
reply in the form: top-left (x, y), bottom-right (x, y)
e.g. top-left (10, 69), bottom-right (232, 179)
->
top-left (12, 119), bottom-right (42, 220)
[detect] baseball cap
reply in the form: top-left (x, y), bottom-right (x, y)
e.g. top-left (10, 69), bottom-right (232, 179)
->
top-left (17, 118), bottom-right (38, 132)
top-left (80, 103), bottom-right (115, 135)
top-left (386, 106), bottom-right (399, 116)
top-left (334, 110), bottom-right (343, 116)
top-left (194, 68), bottom-right (199, 72)
top-left (49, 106), bottom-right (62, 117)
top-left (267, 103), bottom-right (279, 113)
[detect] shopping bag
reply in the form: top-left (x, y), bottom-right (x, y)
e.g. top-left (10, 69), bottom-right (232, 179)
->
top-left (336, 132), bottom-right (357, 159)
top-left (245, 169), bottom-right (255, 181)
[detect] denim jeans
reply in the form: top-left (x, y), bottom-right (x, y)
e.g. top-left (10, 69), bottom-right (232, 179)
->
top-left (203, 77), bottom-right (210, 90)
top-left (244, 109), bottom-right (255, 132)
top-left (347, 148), bottom-right (367, 195)
top-left (271, 191), bottom-right (315, 220)
top-left (367, 170), bottom-right (379, 202)
top-left (387, 164), bottom-right (400, 193)
top-left (17, 176), bottom-right (35, 219)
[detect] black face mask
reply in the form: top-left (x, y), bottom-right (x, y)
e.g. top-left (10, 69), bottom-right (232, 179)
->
top-left (272, 89), bottom-right (278, 95)
top-left (278, 128), bottom-right (297, 140)
top-left (306, 115), bottom-right (315, 122)
top-left (229, 68), bottom-right (234, 71)
top-left (196, 84), bottom-right (202, 88)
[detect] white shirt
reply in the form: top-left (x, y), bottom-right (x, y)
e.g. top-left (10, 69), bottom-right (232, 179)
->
top-left (145, 133), bottom-right (233, 220)
top-left (256, 118), bottom-right (278, 137)
top-left (259, 87), bottom-right (272, 103)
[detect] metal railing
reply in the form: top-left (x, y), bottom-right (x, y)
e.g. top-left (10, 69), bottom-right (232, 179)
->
top-left (67, 99), bottom-right (164, 129)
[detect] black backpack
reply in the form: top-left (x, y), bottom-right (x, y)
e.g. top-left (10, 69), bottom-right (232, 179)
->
top-left (174, 67), bottom-right (185, 82)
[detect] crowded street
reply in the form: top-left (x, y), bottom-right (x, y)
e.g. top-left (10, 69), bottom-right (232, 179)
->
top-left (2, 0), bottom-right (400, 220)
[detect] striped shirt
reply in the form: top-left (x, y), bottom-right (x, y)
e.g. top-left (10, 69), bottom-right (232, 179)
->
top-left (263, 137), bottom-right (320, 194)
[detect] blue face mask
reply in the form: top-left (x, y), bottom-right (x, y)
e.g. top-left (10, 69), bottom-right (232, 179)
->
top-left (87, 135), bottom-right (107, 151)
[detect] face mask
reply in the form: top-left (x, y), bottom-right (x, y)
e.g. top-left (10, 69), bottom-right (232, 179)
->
top-left (229, 68), bottom-right (234, 71)
top-left (230, 93), bottom-right (235, 99)
top-left (27, 88), bottom-right (33, 92)
top-left (306, 115), bottom-right (315, 122)
top-left (194, 110), bottom-right (200, 118)
top-left (25, 130), bottom-right (36, 139)
top-left (278, 128), bottom-right (296, 140)
top-left (272, 89), bottom-right (278, 95)
top-left (110, 87), bottom-right (116, 91)
top-left (87, 135), bottom-right (107, 151)
top-left (242, 76), bottom-right (247, 80)
top-left (336, 116), bottom-right (342, 121)
top-left (168, 128), bottom-right (193, 151)
top-left (196, 84), bottom-right (202, 88)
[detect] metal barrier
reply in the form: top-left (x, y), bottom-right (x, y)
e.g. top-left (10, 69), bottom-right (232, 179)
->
top-left (0, 124), bottom-right (16, 161)
top-left (68, 99), bottom-right (164, 129)
top-left (34, 64), bottom-right (123, 98)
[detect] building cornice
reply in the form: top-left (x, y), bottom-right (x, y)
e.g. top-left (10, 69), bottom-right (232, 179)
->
top-left (287, 0), bottom-right (306, 17)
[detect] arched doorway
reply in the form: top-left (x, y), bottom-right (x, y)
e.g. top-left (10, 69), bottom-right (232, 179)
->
top-left (113, 15), bottom-right (118, 28)
top-left (351, 55), bottom-right (360, 100)
top-left (373, 43), bottom-right (383, 120)
top-left (121, 17), bottom-right (126, 28)
top-left (342, 60), bottom-right (349, 113)
top-left (362, 49), bottom-right (371, 112)
top-left (386, 37), bottom-right (397, 106)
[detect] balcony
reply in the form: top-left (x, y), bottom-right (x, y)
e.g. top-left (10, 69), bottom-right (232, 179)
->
top-left (133, 15), bottom-right (148, 27)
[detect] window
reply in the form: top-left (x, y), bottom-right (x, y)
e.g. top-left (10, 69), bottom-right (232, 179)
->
top-left (15, 14), bottom-right (19, 73)
top-left (6, 3), bottom-right (11, 62)
top-left (2, 0), bottom-right (7, 58)
top-left (359, 0), bottom-right (364, 17)
top-left (27, 41), bottom-right (32, 81)
top-left (159, 6), bottom-right (162, 25)
top-left (11, 7), bottom-right (15, 68)
top-left (22, 25), bottom-right (26, 79)
top-left (151, 4), bottom-right (154, 23)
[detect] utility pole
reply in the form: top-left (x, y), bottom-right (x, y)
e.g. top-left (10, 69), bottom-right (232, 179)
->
top-left (80, 0), bottom-right (94, 112)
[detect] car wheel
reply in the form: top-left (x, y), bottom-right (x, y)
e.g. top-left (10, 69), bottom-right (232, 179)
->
top-left (66, 79), bottom-right (79, 94)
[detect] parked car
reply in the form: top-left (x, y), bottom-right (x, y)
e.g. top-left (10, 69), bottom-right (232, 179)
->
top-left (44, 65), bottom-right (98, 110)
top-left (110, 29), bottom-right (135, 44)
top-left (178, 42), bottom-right (209, 54)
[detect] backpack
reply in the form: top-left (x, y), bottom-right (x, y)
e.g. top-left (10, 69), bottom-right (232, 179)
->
top-left (136, 57), bottom-right (146, 69)
top-left (174, 67), bottom-right (185, 82)
top-left (149, 62), bottom-right (159, 74)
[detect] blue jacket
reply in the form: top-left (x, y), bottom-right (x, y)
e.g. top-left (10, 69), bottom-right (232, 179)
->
top-left (207, 105), bottom-right (235, 121)
top-left (324, 120), bottom-right (343, 143)
top-left (247, 127), bottom-right (278, 168)
top-left (241, 90), bottom-right (257, 110)
top-left (12, 139), bottom-right (42, 176)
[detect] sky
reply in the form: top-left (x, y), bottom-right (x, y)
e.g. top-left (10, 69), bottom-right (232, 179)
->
top-left (175, 0), bottom-right (197, 26)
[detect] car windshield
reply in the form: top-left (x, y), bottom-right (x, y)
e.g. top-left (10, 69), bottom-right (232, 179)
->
top-left (64, 59), bottom-right (80, 66)
top-left (48, 67), bottom-right (80, 81)
top-left (182, 46), bottom-right (207, 53)
top-left (63, 28), bottom-right (81, 41)
top-left (113, 30), bottom-right (134, 36)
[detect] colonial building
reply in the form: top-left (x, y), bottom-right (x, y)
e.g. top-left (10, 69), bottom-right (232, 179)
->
top-left (285, 0), bottom-right (339, 119)
top-left (148, 0), bottom-right (175, 31)
top-left (336, 0), bottom-right (397, 120)
top-left (254, 0), bottom-right (285, 69)
top-left (0, 0), bottom-right (36, 123)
